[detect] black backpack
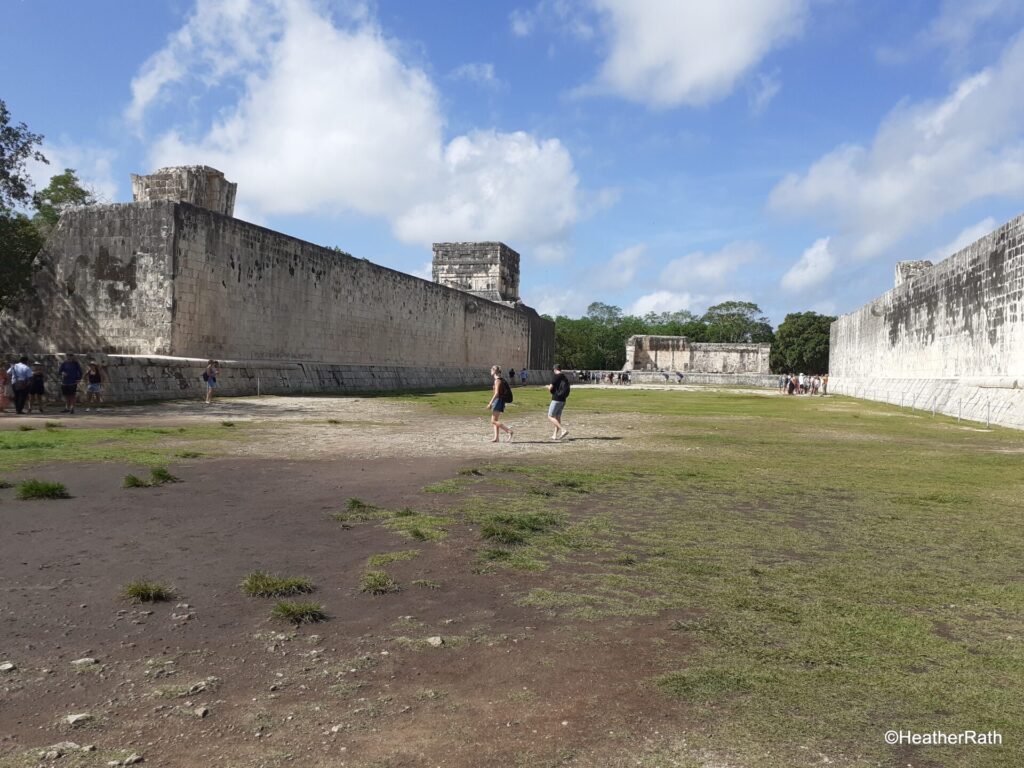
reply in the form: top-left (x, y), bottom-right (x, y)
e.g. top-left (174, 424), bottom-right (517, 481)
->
top-left (499, 378), bottom-right (514, 403)
top-left (554, 377), bottom-right (570, 400)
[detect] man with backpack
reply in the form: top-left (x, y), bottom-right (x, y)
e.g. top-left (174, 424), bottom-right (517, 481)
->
top-left (546, 364), bottom-right (570, 440)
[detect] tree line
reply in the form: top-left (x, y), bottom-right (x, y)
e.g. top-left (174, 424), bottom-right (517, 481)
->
top-left (548, 301), bottom-right (835, 374)
top-left (1, 99), bottom-right (97, 312)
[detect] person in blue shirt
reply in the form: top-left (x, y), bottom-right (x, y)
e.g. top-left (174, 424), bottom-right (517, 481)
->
top-left (57, 353), bottom-right (84, 414)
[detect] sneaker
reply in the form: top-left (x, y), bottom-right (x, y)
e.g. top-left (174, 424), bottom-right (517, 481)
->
top-left (505, 428), bottom-right (514, 443)
top-left (559, 429), bottom-right (569, 440)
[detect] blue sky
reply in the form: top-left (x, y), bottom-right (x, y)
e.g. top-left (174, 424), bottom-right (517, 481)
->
top-left (5, 0), bottom-right (1024, 324)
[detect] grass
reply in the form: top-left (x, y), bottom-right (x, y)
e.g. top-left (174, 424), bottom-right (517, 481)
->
top-left (241, 571), bottom-right (315, 597)
top-left (360, 570), bottom-right (401, 595)
top-left (0, 479), bottom-right (13, 489)
top-left (367, 550), bottom-right (420, 568)
top-left (412, 579), bottom-right (441, 589)
top-left (122, 580), bottom-right (175, 602)
top-left (0, 423), bottom-right (237, 472)
top-left (16, 479), bottom-right (70, 500)
top-left (271, 600), bottom-right (327, 624)
top-left (377, 386), bottom-right (1024, 767)
top-left (123, 466), bottom-right (180, 488)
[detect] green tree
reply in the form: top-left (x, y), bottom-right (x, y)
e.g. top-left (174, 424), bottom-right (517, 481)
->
top-left (0, 213), bottom-right (44, 310)
top-left (770, 312), bottom-right (836, 374)
top-left (702, 301), bottom-right (774, 343)
top-left (0, 99), bottom-right (47, 212)
top-left (585, 302), bottom-right (623, 326)
top-left (32, 168), bottom-right (95, 236)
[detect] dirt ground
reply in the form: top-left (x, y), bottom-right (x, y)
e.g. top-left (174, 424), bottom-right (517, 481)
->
top-left (0, 392), bottom-right (704, 768)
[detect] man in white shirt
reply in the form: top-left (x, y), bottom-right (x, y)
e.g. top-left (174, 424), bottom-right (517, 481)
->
top-left (7, 356), bottom-right (33, 414)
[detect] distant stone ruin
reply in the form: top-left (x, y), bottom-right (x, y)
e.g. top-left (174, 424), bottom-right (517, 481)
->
top-left (624, 335), bottom-right (771, 374)
top-left (432, 242), bottom-right (521, 305)
top-left (130, 165), bottom-right (237, 217)
top-left (830, 213), bottom-right (1024, 430)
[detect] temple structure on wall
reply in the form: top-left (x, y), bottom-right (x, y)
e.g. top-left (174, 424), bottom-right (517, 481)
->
top-left (0, 166), bottom-right (556, 399)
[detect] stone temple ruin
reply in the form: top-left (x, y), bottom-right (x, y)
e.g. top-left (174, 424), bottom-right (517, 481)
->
top-left (624, 335), bottom-right (771, 375)
top-left (829, 212), bottom-right (1024, 430)
top-left (0, 166), bottom-right (555, 400)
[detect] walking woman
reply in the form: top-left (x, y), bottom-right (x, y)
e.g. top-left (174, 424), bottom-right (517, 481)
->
top-left (203, 359), bottom-right (219, 404)
top-left (487, 365), bottom-right (514, 443)
top-left (29, 361), bottom-right (46, 413)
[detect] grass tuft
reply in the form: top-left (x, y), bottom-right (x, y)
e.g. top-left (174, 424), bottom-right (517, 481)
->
top-left (122, 580), bottom-right (175, 602)
top-left (149, 466), bottom-right (179, 485)
top-left (367, 550), bottom-right (420, 568)
top-left (221, 421), bottom-right (235, 427)
top-left (242, 571), bottom-right (315, 597)
top-left (175, 450), bottom-right (204, 459)
top-left (412, 579), bottom-right (441, 590)
top-left (123, 474), bottom-right (149, 489)
top-left (0, 479), bottom-right (13, 489)
top-left (271, 600), bottom-right (327, 624)
top-left (360, 570), bottom-right (401, 595)
top-left (18, 425), bottom-right (34, 432)
top-left (17, 479), bottom-right (70, 500)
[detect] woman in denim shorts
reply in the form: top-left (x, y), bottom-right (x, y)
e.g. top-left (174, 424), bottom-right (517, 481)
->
top-left (487, 365), bottom-right (513, 443)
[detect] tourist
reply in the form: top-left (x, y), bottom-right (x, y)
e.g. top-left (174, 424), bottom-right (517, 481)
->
top-left (203, 359), bottom-right (219, 404)
top-left (509, 367), bottom-right (517, 386)
top-left (788, 374), bottom-right (797, 395)
top-left (0, 363), bottom-right (11, 413)
top-left (821, 373), bottom-right (829, 396)
top-left (58, 353), bottom-right (83, 414)
top-left (487, 365), bottom-right (513, 443)
top-left (520, 368), bottom-right (528, 386)
top-left (546, 364), bottom-right (570, 440)
top-left (811, 375), bottom-right (821, 395)
top-left (29, 361), bottom-right (46, 413)
top-left (778, 375), bottom-right (787, 393)
top-left (798, 372), bottom-right (806, 394)
top-left (8, 356), bottom-right (34, 414)
top-left (84, 361), bottom-right (104, 410)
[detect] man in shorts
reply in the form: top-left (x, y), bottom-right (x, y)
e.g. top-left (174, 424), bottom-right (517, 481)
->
top-left (58, 353), bottom-right (83, 414)
top-left (546, 364), bottom-right (570, 440)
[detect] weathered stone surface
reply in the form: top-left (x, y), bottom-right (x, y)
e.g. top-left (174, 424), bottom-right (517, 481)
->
top-left (131, 166), bottom-right (236, 217)
top-left (432, 242), bottom-right (520, 303)
top-left (830, 212), bottom-right (1024, 430)
top-left (624, 336), bottom-right (771, 374)
top-left (1, 185), bottom-right (554, 374)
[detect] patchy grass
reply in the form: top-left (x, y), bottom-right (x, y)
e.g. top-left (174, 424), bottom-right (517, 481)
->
top-left (0, 479), bottom-right (13, 489)
top-left (16, 479), bottom-right (70, 500)
top-left (367, 550), bottom-right (420, 568)
top-left (220, 421), bottom-right (235, 427)
top-left (17, 425), bottom-right (34, 432)
top-left (360, 570), bottom-right (401, 595)
top-left (422, 478), bottom-right (469, 494)
top-left (0, 423), bottom-right (236, 472)
top-left (241, 571), bottom-right (315, 597)
top-left (123, 474), bottom-right (148, 489)
top-left (412, 579), bottom-right (441, 590)
top-left (122, 580), bottom-right (175, 602)
top-left (271, 600), bottom-right (327, 624)
top-left (149, 466), bottom-right (179, 485)
top-left (175, 450), bottom-right (204, 459)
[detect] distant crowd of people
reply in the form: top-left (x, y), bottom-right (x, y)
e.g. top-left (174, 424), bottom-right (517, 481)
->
top-left (578, 370), bottom-right (631, 385)
top-left (1, 353), bottom-right (105, 415)
top-left (779, 372), bottom-right (828, 396)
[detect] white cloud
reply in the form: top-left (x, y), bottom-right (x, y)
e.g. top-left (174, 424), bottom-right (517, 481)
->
top-left (660, 240), bottom-right (760, 289)
top-left (529, 285), bottom-right (590, 317)
top-left (584, 0), bottom-right (807, 108)
top-left (629, 290), bottom-right (698, 316)
top-left (449, 62), bottom-right (502, 89)
top-left (595, 244), bottom-right (645, 288)
top-left (924, 217), bottom-right (997, 262)
top-left (510, 1), bottom-right (595, 41)
top-left (749, 70), bottom-right (782, 115)
top-left (781, 237), bottom-right (836, 293)
top-left (769, 32), bottom-right (1024, 260)
top-left (924, 0), bottom-right (1024, 61)
top-left (136, 0), bottom-right (580, 255)
top-left (27, 142), bottom-right (119, 203)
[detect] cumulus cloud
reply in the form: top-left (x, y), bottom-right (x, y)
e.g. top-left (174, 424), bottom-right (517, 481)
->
top-left (27, 142), bottom-right (119, 203)
top-left (530, 285), bottom-right (591, 317)
top-left (781, 237), bottom-right (836, 293)
top-left (135, 0), bottom-right (580, 254)
top-left (583, 0), bottom-right (807, 108)
top-left (924, 217), bottom-right (997, 262)
top-left (593, 244), bottom-right (645, 288)
top-left (749, 70), bottom-right (782, 115)
top-left (660, 240), bottom-right (760, 289)
top-left (629, 290), bottom-right (698, 316)
top-left (769, 32), bottom-right (1024, 260)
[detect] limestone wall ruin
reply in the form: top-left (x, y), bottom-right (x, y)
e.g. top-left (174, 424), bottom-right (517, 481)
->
top-left (624, 335), bottom-right (771, 374)
top-left (829, 212), bottom-right (1024, 430)
top-left (1, 168), bottom-right (554, 375)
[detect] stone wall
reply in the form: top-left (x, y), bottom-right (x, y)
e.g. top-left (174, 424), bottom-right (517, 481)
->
top-left (7, 354), bottom-right (565, 404)
top-left (624, 335), bottom-right (771, 373)
top-left (1, 201), bottom-right (554, 375)
top-left (829, 212), bottom-right (1024, 430)
top-left (131, 165), bottom-right (236, 217)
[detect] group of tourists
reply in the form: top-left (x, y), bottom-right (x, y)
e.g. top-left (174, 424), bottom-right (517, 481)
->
top-left (578, 370), bottom-right (631, 385)
top-left (1, 353), bottom-right (105, 415)
top-left (779, 372), bottom-right (828, 396)
top-left (487, 364), bottom-right (571, 443)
